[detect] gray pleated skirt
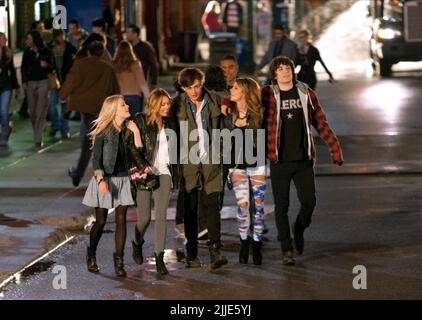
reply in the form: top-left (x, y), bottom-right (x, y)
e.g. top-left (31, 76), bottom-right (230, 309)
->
top-left (82, 176), bottom-right (135, 209)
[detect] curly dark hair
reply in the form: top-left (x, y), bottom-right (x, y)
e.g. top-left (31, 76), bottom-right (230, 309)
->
top-left (268, 56), bottom-right (297, 84)
top-left (204, 65), bottom-right (228, 92)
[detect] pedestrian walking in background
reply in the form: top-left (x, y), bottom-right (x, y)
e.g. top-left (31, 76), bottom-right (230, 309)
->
top-left (129, 88), bottom-right (179, 275)
top-left (262, 56), bottom-right (343, 265)
top-left (219, 54), bottom-right (239, 90)
top-left (256, 25), bottom-right (298, 76)
top-left (222, 0), bottom-right (243, 35)
top-left (113, 40), bottom-right (149, 118)
top-left (21, 30), bottom-right (53, 149)
top-left (74, 33), bottom-right (113, 64)
top-left (83, 95), bottom-right (142, 277)
top-left (0, 32), bottom-right (20, 147)
top-left (67, 19), bottom-right (89, 51)
top-left (60, 40), bottom-right (120, 187)
top-left (255, 2), bottom-right (272, 51)
top-left (92, 18), bottom-right (116, 58)
top-left (47, 28), bottom-right (77, 140)
top-left (201, 1), bottom-right (222, 36)
top-left (296, 29), bottom-right (334, 90)
top-left (222, 77), bottom-right (266, 265)
top-left (126, 24), bottom-right (159, 91)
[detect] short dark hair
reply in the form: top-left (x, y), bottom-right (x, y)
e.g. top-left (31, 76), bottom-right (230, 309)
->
top-left (274, 25), bottom-right (286, 32)
top-left (84, 33), bottom-right (105, 45)
top-left (204, 65), bottom-right (228, 92)
top-left (52, 28), bottom-right (65, 38)
top-left (128, 24), bottom-right (140, 37)
top-left (220, 54), bottom-right (237, 64)
top-left (87, 41), bottom-right (105, 57)
top-left (69, 19), bottom-right (80, 28)
top-left (269, 56), bottom-right (296, 84)
top-left (178, 68), bottom-right (205, 88)
top-left (92, 18), bottom-right (106, 31)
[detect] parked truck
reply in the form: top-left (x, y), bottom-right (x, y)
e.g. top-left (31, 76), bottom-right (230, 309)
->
top-left (369, 0), bottom-right (422, 76)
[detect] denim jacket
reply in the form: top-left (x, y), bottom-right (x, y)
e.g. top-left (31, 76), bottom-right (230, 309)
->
top-left (93, 126), bottom-right (145, 177)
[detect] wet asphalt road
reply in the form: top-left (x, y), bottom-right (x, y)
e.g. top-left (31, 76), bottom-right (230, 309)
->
top-left (1, 171), bottom-right (422, 300)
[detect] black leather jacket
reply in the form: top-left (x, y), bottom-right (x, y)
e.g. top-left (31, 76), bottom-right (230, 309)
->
top-left (130, 113), bottom-right (179, 190)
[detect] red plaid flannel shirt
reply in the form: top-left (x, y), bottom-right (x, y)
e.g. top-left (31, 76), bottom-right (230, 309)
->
top-left (262, 84), bottom-right (343, 164)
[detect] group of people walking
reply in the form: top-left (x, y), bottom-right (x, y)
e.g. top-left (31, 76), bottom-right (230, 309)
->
top-left (81, 52), bottom-right (343, 277)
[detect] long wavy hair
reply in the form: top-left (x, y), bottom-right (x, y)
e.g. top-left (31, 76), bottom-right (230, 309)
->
top-left (113, 40), bottom-right (138, 73)
top-left (88, 95), bottom-right (124, 143)
top-left (233, 77), bottom-right (263, 128)
top-left (146, 88), bottom-right (172, 126)
top-left (0, 32), bottom-right (12, 61)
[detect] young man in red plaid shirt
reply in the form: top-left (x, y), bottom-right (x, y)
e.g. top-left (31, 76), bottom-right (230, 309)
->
top-left (262, 56), bottom-right (343, 265)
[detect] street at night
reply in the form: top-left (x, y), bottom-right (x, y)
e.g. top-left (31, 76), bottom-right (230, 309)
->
top-left (0, 0), bottom-right (422, 302)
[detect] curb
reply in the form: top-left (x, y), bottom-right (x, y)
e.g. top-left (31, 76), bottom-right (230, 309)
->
top-left (0, 228), bottom-right (76, 290)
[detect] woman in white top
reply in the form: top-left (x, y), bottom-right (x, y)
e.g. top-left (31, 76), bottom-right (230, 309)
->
top-left (130, 88), bottom-right (178, 275)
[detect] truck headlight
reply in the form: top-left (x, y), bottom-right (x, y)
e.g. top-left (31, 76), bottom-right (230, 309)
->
top-left (377, 28), bottom-right (402, 40)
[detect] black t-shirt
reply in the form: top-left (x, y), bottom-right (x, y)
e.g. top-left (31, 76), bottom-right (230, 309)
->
top-left (112, 131), bottom-right (127, 176)
top-left (278, 87), bottom-right (307, 161)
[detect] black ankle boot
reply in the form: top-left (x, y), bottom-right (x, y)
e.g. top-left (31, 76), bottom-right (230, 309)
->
top-left (155, 252), bottom-right (169, 275)
top-left (86, 247), bottom-right (99, 273)
top-left (113, 253), bottom-right (127, 277)
top-left (252, 240), bottom-right (262, 265)
top-left (132, 240), bottom-right (144, 265)
top-left (239, 237), bottom-right (251, 264)
top-left (209, 242), bottom-right (228, 270)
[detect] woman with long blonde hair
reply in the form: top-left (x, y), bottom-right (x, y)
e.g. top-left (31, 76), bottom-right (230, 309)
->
top-left (83, 95), bottom-right (145, 277)
top-left (223, 77), bottom-right (266, 265)
top-left (129, 88), bottom-right (178, 275)
top-left (113, 40), bottom-right (149, 118)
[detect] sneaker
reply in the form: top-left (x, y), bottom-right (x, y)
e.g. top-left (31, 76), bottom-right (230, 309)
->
top-left (293, 222), bottom-right (305, 255)
top-left (282, 251), bottom-right (296, 266)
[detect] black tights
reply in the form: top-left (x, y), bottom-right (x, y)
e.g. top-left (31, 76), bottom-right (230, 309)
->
top-left (89, 206), bottom-right (128, 256)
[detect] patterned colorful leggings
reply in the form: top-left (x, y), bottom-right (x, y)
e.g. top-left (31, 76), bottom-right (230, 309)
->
top-left (229, 166), bottom-right (266, 242)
